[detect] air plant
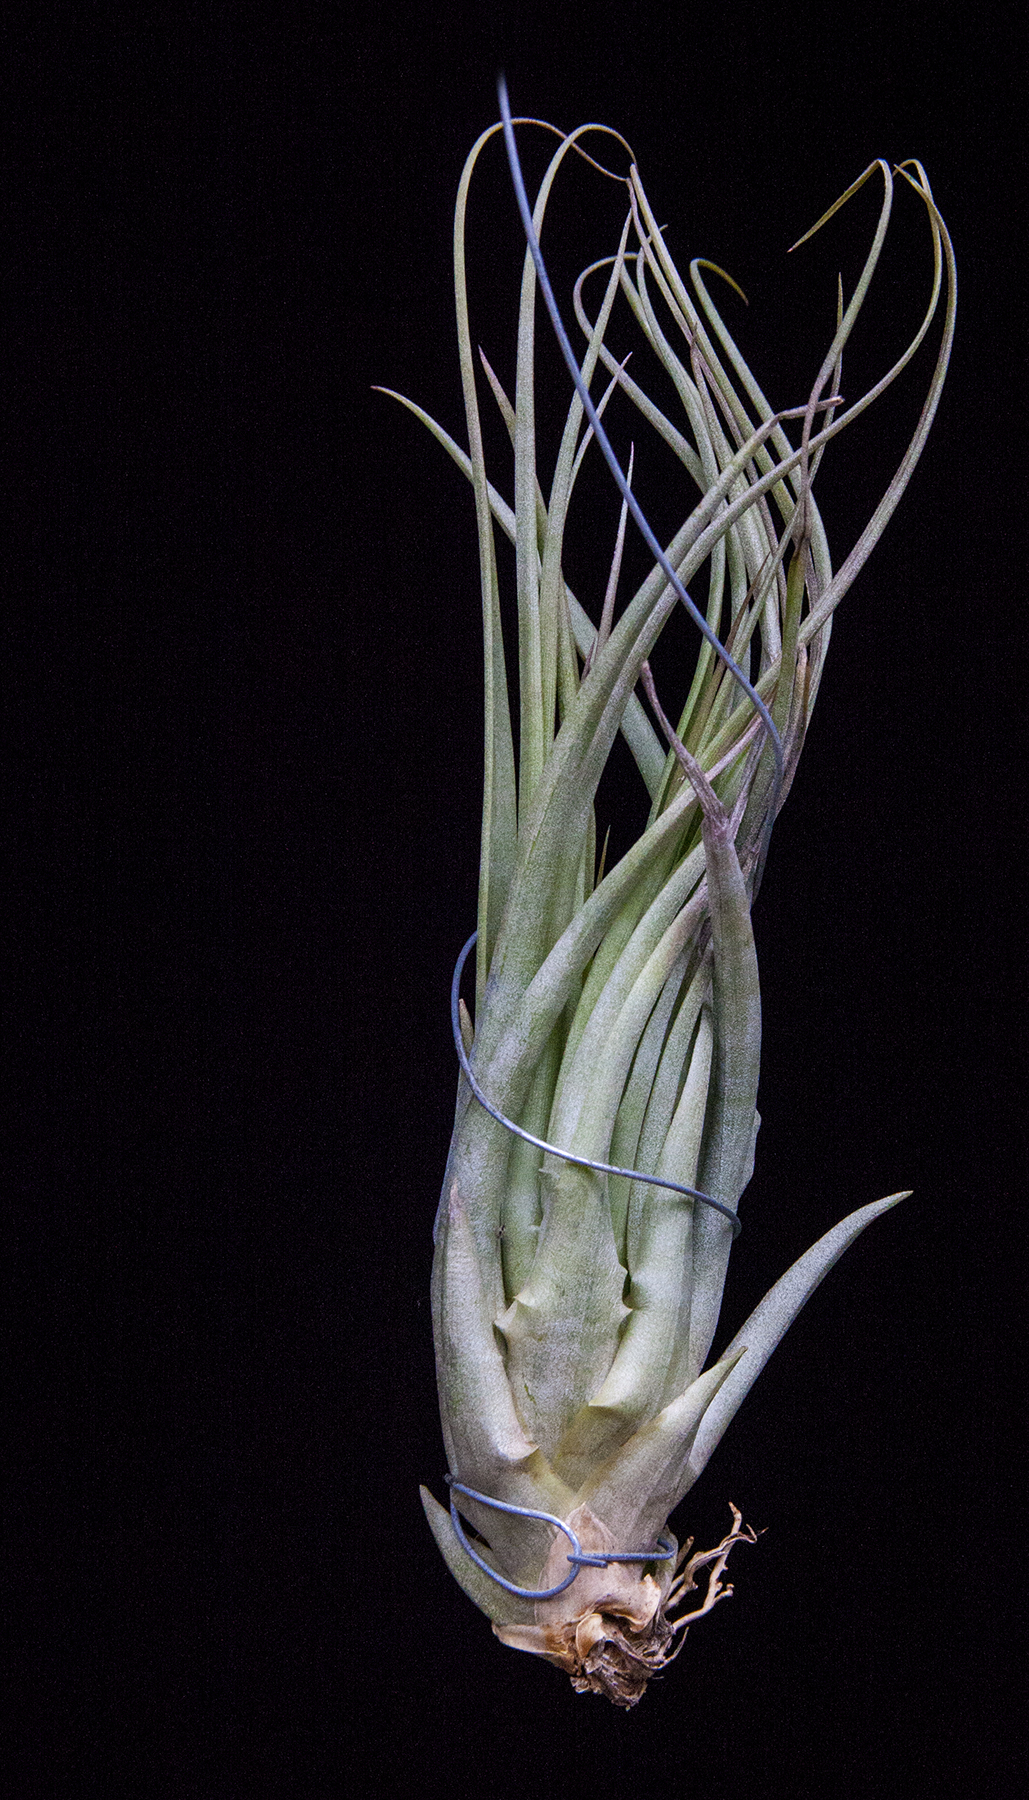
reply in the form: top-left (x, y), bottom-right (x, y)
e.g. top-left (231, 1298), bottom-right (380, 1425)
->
top-left (379, 83), bottom-right (954, 1706)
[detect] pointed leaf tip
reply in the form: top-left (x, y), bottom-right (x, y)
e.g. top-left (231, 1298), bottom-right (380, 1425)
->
top-left (686, 1190), bottom-right (908, 1487)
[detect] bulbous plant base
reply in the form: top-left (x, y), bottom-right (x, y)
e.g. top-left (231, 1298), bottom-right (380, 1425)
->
top-left (495, 1504), bottom-right (760, 1707)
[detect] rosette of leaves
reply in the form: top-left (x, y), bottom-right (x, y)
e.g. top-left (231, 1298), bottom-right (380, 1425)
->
top-left (380, 99), bottom-right (954, 1705)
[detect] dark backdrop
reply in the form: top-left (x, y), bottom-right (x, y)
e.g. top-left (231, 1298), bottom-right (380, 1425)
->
top-left (5, 6), bottom-right (1020, 1795)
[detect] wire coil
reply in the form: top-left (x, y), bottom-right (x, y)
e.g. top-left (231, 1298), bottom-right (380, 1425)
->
top-left (451, 931), bottom-right (741, 1233)
top-left (446, 1476), bottom-right (675, 1600)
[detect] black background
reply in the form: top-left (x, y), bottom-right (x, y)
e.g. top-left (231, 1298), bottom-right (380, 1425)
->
top-left (5, 5), bottom-right (1021, 1794)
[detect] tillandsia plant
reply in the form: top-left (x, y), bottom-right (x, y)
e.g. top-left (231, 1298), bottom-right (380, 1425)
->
top-left (379, 83), bottom-right (954, 1706)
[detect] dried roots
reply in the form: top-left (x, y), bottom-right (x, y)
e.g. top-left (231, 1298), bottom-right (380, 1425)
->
top-left (496, 1504), bottom-right (760, 1708)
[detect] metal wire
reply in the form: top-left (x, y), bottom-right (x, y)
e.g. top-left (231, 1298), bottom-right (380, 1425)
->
top-left (446, 1476), bottom-right (675, 1600)
top-left (451, 930), bottom-right (741, 1232)
top-left (496, 76), bottom-right (784, 895)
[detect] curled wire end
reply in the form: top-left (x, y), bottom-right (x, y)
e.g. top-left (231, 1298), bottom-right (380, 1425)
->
top-left (451, 931), bottom-right (741, 1234)
top-left (446, 1476), bottom-right (675, 1599)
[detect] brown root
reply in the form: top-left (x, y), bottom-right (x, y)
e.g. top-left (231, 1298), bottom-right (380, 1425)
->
top-left (494, 1503), bottom-right (761, 1707)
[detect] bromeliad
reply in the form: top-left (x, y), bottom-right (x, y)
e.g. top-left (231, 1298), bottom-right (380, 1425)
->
top-left (379, 83), bottom-right (954, 1705)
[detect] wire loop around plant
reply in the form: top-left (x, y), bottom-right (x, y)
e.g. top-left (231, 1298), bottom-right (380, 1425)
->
top-left (451, 930), bottom-right (742, 1234)
top-left (445, 1476), bottom-right (676, 1600)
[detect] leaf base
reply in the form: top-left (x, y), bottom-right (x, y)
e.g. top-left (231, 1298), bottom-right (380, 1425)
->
top-left (495, 1502), bottom-right (759, 1706)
